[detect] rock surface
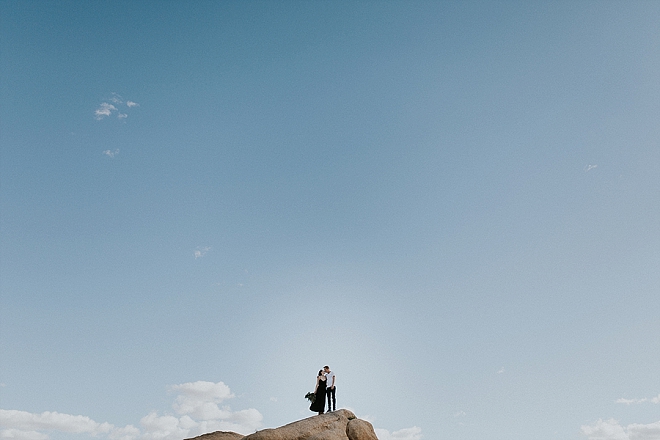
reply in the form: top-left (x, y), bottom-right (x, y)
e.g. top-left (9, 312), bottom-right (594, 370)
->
top-left (186, 409), bottom-right (379, 440)
top-left (346, 419), bottom-right (378, 440)
top-left (185, 432), bottom-right (244, 440)
top-left (244, 409), bottom-right (356, 440)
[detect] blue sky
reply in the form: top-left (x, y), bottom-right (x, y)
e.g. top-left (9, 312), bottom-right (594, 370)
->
top-left (1, 1), bottom-right (659, 440)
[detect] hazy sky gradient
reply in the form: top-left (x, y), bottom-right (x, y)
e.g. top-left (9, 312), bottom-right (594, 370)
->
top-left (1, 2), bottom-right (659, 440)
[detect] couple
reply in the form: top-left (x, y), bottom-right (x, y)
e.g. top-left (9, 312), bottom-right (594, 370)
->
top-left (309, 365), bottom-right (336, 415)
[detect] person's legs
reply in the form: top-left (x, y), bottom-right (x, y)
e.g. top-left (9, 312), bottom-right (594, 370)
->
top-left (326, 387), bottom-right (336, 411)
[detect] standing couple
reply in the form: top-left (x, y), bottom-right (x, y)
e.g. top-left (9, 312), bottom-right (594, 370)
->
top-left (309, 365), bottom-right (336, 415)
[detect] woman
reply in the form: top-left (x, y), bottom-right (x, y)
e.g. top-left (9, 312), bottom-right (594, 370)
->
top-left (309, 369), bottom-right (327, 414)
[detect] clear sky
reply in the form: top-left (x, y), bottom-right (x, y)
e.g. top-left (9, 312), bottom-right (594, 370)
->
top-left (1, 1), bottom-right (659, 440)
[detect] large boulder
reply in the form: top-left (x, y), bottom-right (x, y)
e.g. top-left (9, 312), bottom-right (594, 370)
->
top-left (346, 419), bottom-right (378, 440)
top-left (242, 409), bottom-right (356, 440)
top-left (186, 409), bottom-right (379, 440)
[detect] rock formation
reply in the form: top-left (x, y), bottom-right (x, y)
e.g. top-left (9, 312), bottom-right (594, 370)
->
top-left (186, 432), bottom-right (244, 440)
top-left (346, 418), bottom-right (377, 440)
top-left (185, 409), bottom-right (378, 440)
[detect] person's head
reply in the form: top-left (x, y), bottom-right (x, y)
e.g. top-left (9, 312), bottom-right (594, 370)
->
top-left (318, 370), bottom-right (324, 377)
top-left (323, 366), bottom-right (330, 373)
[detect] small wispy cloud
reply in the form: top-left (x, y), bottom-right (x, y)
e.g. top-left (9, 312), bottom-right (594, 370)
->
top-left (103, 149), bottom-right (119, 158)
top-left (109, 93), bottom-right (123, 104)
top-left (616, 394), bottom-right (660, 405)
top-left (94, 94), bottom-right (139, 120)
top-left (453, 411), bottom-right (466, 418)
top-left (584, 164), bottom-right (598, 172)
top-left (194, 246), bottom-right (211, 259)
top-left (616, 398), bottom-right (638, 405)
top-left (497, 367), bottom-right (505, 374)
top-left (94, 103), bottom-right (117, 120)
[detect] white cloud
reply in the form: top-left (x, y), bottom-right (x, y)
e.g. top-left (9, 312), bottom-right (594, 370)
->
top-left (628, 421), bottom-right (660, 440)
top-left (171, 381), bottom-right (234, 420)
top-left (0, 381), bottom-right (262, 440)
top-left (143, 381), bottom-right (261, 439)
top-left (584, 164), bottom-right (598, 172)
top-left (616, 395), bottom-right (660, 405)
top-left (0, 429), bottom-right (49, 440)
top-left (581, 419), bottom-right (660, 440)
top-left (95, 103), bottom-right (117, 120)
top-left (140, 413), bottom-right (189, 440)
top-left (617, 399), bottom-right (639, 405)
top-left (95, 95), bottom-right (139, 120)
top-left (0, 410), bottom-right (111, 435)
top-left (497, 367), bottom-right (505, 374)
top-left (194, 247), bottom-right (211, 259)
top-left (453, 411), bottom-right (466, 418)
top-left (374, 426), bottom-right (422, 440)
top-left (171, 381), bottom-right (234, 403)
top-left (103, 149), bottom-right (120, 158)
top-left (107, 424), bottom-right (140, 440)
top-left (581, 419), bottom-right (629, 440)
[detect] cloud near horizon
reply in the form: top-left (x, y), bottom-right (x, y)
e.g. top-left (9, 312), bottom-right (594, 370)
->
top-left (581, 418), bottom-right (660, 440)
top-left (0, 381), bottom-right (262, 440)
top-left (0, 410), bottom-right (113, 436)
top-left (374, 426), bottom-right (423, 440)
top-left (1, 381), bottom-right (420, 440)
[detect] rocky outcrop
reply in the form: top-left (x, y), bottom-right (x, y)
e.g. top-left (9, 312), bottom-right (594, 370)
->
top-left (185, 432), bottom-right (244, 440)
top-left (186, 410), bottom-right (378, 440)
top-left (243, 409), bottom-right (356, 440)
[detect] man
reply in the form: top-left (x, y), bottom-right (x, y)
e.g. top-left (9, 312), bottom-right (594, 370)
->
top-left (324, 365), bottom-right (336, 411)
